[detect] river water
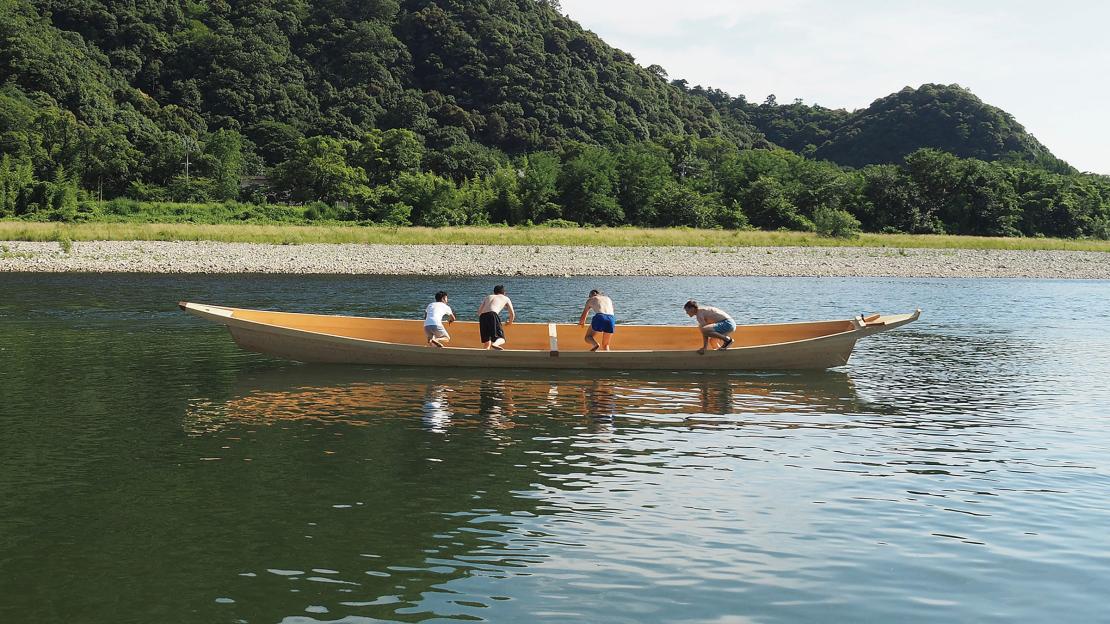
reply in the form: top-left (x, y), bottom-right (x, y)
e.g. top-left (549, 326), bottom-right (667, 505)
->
top-left (2, 274), bottom-right (1109, 623)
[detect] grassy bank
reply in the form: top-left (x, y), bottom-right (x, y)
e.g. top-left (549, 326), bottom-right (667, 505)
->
top-left (3, 221), bottom-right (1110, 252)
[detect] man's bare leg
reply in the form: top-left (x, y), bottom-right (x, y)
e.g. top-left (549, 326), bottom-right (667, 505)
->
top-left (491, 338), bottom-right (505, 351)
top-left (600, 332), bottom-right (613, 352)
top-left (700, 329), bottom-right (732, 352)
top-left (698, 324), bottom-right (727, 354)
top-left (585, 328), bottom-right (600, 352)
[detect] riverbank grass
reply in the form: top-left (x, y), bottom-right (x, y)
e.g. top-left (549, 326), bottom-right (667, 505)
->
top-left (2, 221), bottom-right (1109, 252)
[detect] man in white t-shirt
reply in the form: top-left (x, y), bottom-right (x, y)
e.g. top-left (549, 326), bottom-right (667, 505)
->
top-left (424, 291), bottom-right (457, 348)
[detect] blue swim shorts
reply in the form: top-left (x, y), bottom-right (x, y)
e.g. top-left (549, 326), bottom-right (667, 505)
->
top-left (714, 318), bottom-right (736, 334)
top-left (591, 313), bottom-right (616, 333)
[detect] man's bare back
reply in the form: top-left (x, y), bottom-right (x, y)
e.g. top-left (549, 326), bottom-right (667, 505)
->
top-left (586, 294), bottom-right (615, 315)
top-left (477, 294), bottom-right (514, 320)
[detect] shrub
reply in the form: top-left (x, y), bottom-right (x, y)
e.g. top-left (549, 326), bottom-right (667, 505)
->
top-left (541, 218), bottom-right (579, 228)
top-left (814, 206), bottom-right (862, 239)
top-left (127, 181), bottom-right (168, 202)
top-left (652, 183), bottom-right (712, 228)
top-left (713, 200), bottom-right (751, 230)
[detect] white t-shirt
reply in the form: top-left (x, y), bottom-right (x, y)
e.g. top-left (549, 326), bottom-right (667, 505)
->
top-left (424, 301), bottom-right (453, 327)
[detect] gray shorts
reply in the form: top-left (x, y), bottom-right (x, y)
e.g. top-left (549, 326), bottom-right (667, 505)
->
top-left (424, 325), bottom-right (450, 341)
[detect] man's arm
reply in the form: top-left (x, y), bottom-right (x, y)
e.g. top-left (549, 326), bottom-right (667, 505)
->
top-left (578, 300), bottom-right (591, 325)
top-left (505, 299), bottom-right (516, 325)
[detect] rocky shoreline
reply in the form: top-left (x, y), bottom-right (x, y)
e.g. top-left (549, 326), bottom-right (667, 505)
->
top-left (2, 240), bottom-right (1108, 278)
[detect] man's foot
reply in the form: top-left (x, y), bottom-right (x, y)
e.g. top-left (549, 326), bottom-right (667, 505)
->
top-left (590, 345), bottom-right (600, 352)
top-left (718, 337), bottom-right (733, 350)
top-left (491, 343), bottom-right (505, 351)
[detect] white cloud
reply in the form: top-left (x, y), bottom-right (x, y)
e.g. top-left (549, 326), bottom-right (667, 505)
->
top-left (561, 0), bottom-right (802, 38)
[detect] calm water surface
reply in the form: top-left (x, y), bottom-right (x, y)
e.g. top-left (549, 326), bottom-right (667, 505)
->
top-left (2, 274), bottom-right (1109, 623)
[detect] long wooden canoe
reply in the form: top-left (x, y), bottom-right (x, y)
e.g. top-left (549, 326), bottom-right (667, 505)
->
top-left (179, 302), bottom-right (920, 370)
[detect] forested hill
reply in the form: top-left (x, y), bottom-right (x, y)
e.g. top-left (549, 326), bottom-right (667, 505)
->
top-left (5, 0), bottom-right (761, 158)
top-left (3, 0), bottom-right (1107, 240)
top-left (4, 0), bottom-right (1055, 171)
top-left (739, 84), bottom-right (1066, 171)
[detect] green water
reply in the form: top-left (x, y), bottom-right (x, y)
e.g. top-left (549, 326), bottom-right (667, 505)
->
top-left (2, 274), bottom-right (1109, 623)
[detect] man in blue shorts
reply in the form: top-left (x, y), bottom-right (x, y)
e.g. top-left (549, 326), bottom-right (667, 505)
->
top-left (684, 300), bottom-right (736, 355)
top-left (578, 289), bottom-right (616, 352)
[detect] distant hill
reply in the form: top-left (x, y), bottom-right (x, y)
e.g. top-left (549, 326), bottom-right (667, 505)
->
top-left (737, 84), bottom-right (1067, 171)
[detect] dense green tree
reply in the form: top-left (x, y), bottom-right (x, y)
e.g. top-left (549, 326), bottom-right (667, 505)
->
top-left (485, 165), bottom-right (523, 224)
top-left (942, 159), bottom-right (1019, 236)
top-left (392, 171), bottom-right (463, 226)
top-left (247, 121), bottom-right (303, 166)
top-left (652, 182), bottom-right (714, 228)
top-left (273, 136), bottom-right (368, 203)
top-left (558, 144), bottom-right (622, 225)
top-left (518, 151), bottom-right (560, 223)
top-left (203, 129), bottom-right (243, 201)
top-left (743, 175), bottom-right (811, 231)
top-left (616, 142), bottom-right (671, 225)
top-left (352, 128), bottom-right (425, 185)
top-left (857, 164), bottom-right (918, 232)
top-left (0, 154), bottom-right (34, 216)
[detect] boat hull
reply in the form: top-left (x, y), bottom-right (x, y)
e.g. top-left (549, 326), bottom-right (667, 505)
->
top-left (181, 302), bottom-right (920, 371)
top-left (225, 322), bottom-right (859, 370)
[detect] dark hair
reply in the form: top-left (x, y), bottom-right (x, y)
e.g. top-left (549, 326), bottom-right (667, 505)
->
top-left (589, 289), bottom-right (601, 297)
top-left (435, 291), bottom-right (448, 302)
top-left (684, 300), bottom-right (698, 310)
top-left (493, 285), bottom-right (505, 295)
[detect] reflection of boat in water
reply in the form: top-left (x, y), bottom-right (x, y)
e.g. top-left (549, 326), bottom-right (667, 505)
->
top-left (180, 302), bottom-right (920, 370)
top-left (183, 365), bottom-right (866, 433)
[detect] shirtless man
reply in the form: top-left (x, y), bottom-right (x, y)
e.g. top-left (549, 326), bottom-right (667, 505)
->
top-left (423, 291), bottom-right (456, 348)
top-left (684, 300), bottom-right (736, 355)
top-left (477, 285), bottom-right (515, 350)
top-left (578, 289), bottom-right (616, 352)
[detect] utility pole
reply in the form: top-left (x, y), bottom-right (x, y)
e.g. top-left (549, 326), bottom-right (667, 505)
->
top-left (182, 135), bottom-right (196, 184)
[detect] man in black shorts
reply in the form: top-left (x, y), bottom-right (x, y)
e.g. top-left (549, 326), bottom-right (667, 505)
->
top-left (476, 285), bottom-right (515, 350)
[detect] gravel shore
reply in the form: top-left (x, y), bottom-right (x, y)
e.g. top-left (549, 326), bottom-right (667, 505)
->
top-left (2, 240), bottom-right (1108, 278)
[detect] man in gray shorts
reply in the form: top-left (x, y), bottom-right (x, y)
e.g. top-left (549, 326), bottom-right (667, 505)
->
top-left (423, 291), bottom-right (456, 348)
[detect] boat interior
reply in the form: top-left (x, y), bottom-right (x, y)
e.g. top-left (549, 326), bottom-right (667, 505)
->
top-left (224, 307), bottom-right (859, 352)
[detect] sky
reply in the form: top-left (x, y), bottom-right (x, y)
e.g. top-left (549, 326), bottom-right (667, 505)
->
top-left (560, 0), bottom-right (1110, 174)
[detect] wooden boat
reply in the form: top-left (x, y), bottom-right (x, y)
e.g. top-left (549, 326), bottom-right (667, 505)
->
top-left (179, 302), bottom-right (920, 371)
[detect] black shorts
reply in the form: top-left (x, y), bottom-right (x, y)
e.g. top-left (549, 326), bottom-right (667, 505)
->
top-left (479, 311), bottom-right (504, 343)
